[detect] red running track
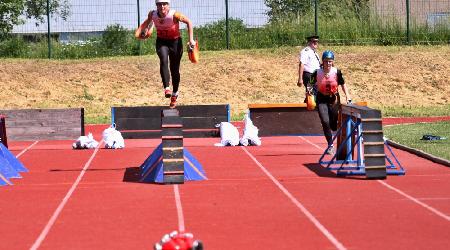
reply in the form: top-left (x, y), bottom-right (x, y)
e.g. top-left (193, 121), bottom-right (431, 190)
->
top-left (1, 126), bottom-right (449, 249)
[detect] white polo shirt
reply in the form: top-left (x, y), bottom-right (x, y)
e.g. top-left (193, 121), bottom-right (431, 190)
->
top-left (299, 46), bottom-right (321, 74)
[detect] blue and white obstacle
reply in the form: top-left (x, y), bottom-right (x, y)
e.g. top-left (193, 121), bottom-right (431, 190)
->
top-left (0, 143), bottom-right (28, 186)
top-left (139, 109), bottom-right (207, 184)
top-left (139, 143), bottom-right (207, 184)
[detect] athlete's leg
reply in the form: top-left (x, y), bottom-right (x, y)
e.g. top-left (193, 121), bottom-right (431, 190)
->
top-left (318, 102), bottom-right (333, 146)
top-left (168, 37), bottom-right (183, 94)
top-left (156, 39), bottom-right (171, 89)
top-left (329, 94), bottom-right (340, 131)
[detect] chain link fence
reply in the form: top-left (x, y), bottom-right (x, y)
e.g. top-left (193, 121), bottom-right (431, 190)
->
top-left (4, 0), bottom-right (450, 58)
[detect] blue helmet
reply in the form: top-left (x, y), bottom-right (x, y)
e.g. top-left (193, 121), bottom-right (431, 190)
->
top-left (322, 50), bottom-right (335, 61)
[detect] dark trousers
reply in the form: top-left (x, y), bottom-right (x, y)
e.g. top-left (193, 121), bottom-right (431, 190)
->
top-left (302, 71), bottom-right (317, 102)
top-left (317, 93), bottom-right (340, 146)
top-left (156, 37), bottom-right (183, 93)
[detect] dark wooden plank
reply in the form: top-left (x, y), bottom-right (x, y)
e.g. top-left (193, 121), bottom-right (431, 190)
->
top-left (162, 128), bottom-right (183, 137)
top-left (115, 117), bottom-right (161, 130)
top-left (0, 109), bottom-right (83, 118)
top-left (163, 160), bottom-right (184, 172)
top-left (249, 103), bottom-right (307, 109)
top-left (113, 106), bottom-right (163, 119)
top-left (183, 129), bottom-right (220, 138)
top-left (121, 131), bottom-right (161, 139)
top-left (113, 105), bottom-right (228, 138)
top-left (0, 115), bottom-right (8, 148)
top-left (113, 105), bottom-right (229, 119)
top-left (163, 148), bottom-right (184, 159)
top-left (162, 138), bottom-right (183, 148)
top-left (161, 117), bottom-right (183, 126)
top-left (177, 105), bottom-right (229, 117)
top-left (183, 116), bottom-right (227, 129)
top-left (365, 168), bottom-right (387, 179)
top-left (250, 107), bottom-right (323, 136)
top-left (162, 109), bottom-right (180, 117)
top-left (163, 174), bottom-right (184, 184)
top-left (0, 108), bottom-right (84, 141)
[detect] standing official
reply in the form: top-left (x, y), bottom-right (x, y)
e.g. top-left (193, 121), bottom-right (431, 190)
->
top-left (297, 35), bottom-right (321, 101)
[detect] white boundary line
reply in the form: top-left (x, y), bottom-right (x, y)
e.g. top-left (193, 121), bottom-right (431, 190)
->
top-left (174, 185), bottom-right (186, 232)
top-left (299, 136), bottom-right (450, 222)
top-left (377, 180), bottom-right (450, 221)
top-left (16, 141), bottom-right (39, 158)
top-left (30, 143), bottom-right (102, 250)
top-left (241, 147), bottom-right (347, 250)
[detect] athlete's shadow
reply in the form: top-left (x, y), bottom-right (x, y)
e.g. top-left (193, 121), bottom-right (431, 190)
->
top-left (304, 163), bottom-right (339, 178)
top-left (122, 167), bottom-right (141, 182)
top-left (123, 167), bottom-right (166, 185)
top-left (304, 163), bottom-right (368, 180)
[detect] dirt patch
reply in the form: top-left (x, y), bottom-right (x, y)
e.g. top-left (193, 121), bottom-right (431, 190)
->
top-left (0, 45), bottom-right (449, 121)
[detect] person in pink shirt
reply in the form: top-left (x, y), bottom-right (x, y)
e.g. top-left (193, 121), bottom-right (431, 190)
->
top-left (137, 0), bottom-right (195, 108)
top-left (312, 50), bottom-right (352, 155)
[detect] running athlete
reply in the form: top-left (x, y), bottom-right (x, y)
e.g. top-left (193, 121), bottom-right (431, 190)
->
top-left (137, 0), bottom-right (195, 108)
top-left (312, 50), bottom-right (351, 155)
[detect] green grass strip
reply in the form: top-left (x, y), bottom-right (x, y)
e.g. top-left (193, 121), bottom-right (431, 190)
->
top-left (384, 121), bottom-right (450, 161)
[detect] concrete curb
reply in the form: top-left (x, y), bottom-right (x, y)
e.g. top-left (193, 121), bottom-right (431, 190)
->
top-left (386, 140), bottom-right (450, 167)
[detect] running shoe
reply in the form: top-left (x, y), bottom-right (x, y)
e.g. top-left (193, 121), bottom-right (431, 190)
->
top-left (326, 145), bottom-right (335, 155)
top-left (164, 89), bottom-right (172, 98)
top-left (169, 95), bottom-right (177, 109)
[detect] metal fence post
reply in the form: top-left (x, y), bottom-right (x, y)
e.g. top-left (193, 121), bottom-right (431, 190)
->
top-left (137, 0), bottom-right (141, 55)
top-left (406, 0), bottom-right (411, 45)
top-left (46, 0), bottom-right (51, 59)
top-left (225, 0), bottom-right (230, 49)
top-left (314, 0), bottom-right (318, 36)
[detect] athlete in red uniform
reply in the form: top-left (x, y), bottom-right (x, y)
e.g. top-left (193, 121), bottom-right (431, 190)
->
top-left (312, 50), bottom-right (352, 155)
top-left (137, 0), bottom-right (195, 108)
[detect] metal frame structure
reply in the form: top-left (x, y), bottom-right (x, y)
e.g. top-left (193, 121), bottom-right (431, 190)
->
top-left (319, 107), bottom-right (405, 177)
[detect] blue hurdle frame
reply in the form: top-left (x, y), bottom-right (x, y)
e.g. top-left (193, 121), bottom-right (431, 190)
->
top-left (319, 115), bottom-right (405, 176)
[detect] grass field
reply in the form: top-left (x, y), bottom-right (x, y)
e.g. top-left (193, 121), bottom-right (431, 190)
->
top-left (384, 121), bottom-right (450, 161)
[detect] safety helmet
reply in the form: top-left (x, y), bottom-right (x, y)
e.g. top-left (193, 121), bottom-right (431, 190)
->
top-left (322, 50), bottom-right (335, 61)
top-left (155, 0), bottom-right (170, 4)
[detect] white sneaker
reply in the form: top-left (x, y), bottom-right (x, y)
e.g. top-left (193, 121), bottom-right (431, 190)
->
top-left (326, 145), bottom-right (335, 155)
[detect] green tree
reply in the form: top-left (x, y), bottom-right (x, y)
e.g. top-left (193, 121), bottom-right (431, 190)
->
top-left (0, 0), bottom-right (70, 40)
top-left (319, 0), bottom-right (370, 20)
top-left (265, 0), bottom-right (370, 22)
top-left (264, 0), bottom-right (312, 22)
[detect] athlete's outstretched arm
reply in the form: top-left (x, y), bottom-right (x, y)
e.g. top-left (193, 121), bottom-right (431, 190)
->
top-left (176, 13), bottom-right (195, 45)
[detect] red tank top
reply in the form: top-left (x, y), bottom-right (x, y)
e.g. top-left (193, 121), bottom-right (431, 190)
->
top-left (317, 67), bottom-right (339, 95)
top-left (151, 9), bottom-right (180, 40)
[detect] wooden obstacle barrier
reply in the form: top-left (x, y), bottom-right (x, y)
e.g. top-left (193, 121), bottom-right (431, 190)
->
top-left (0, 115), bottom-right (7, 148)
top-left (0, 108), bottom-right (85, 141)
top-left (161, 109), bottom-right (184, 184)
top-left (319, 104), bottom-right (405, 179)
top-left (138, 109), bottom-right (207, 184)
top-left (112, 105), bottom-right (229, 139)
top-left (248, 103), bottom-right (322, 136)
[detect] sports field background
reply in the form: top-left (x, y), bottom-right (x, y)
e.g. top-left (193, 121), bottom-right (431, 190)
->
top-left (1, 45), bottom-right (449, 123)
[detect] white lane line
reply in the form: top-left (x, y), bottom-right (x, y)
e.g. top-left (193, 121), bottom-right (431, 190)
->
top-left (298, 136), bottom-right (323, 151)
top-left (16, 141), bottom-right (39, 158)
top-left (174, 185), bottom-right (186, 232)
top-left (241, 147), bottom-right (347, 250)
top-left (377, 180), bottom-right (450, 221)
top-left (30, 143), bottom-right (102, 250)
top-left (300, 136), bottom-right (450, 222)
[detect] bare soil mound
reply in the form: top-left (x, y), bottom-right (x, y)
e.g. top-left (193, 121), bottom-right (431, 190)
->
top-left (0, 45), bottom-right (449, 121)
